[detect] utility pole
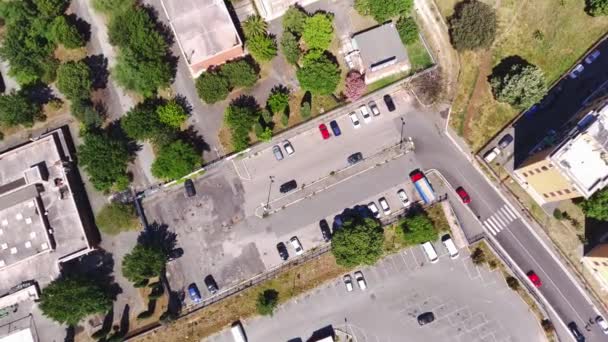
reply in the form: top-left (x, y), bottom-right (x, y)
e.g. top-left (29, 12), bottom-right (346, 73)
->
top-left (264, 176), bottom-right (275, 213)
top-left (399, 117), bottom-right (406, 149)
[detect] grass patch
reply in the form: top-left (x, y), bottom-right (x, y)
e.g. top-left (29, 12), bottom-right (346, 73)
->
top-left (406, 37), bottom-right (434, 72)
top-left (426, 204), bottom-right (450, 234)
top-left (366, 71), bottom-right (410, 94)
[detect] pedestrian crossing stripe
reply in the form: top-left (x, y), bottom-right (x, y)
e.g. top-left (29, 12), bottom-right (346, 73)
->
top-left (482, 204), bottom-right (521, 236)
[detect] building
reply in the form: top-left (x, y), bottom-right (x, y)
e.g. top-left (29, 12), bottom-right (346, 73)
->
top-left (582, 244), bottom-right (608, 291)
top-left (351, 23), bottom-right (411, 84)
top-left (160, 0), bottom-right (245, 77)
top-left (252, 0), bottom-right (317, 20)
top-left (514, 99), bottom-right (608, 203)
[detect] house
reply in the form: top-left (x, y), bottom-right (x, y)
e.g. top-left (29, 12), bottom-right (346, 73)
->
top-left (582, 243), bottom-right (608, 291)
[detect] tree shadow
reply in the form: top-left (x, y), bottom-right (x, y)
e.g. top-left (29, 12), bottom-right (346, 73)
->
top-left (84, 54), bottom-right (109, 90)
top-left (141, 5), bottom-right (175, 47)
top-left (231, 94), bottom-right (260, 111)
top-left (178, 126), bottom-right (210, 154)
top-left (173, 94), bottom-right (193, 116)
top-left (105, 120), bottom-right (141, 157)
top-left (63, 326), bottom-right (75, 342)
top-left (137, 222), bottom-right (178, 257)
top-left (60, 249), bottom-right (123, 301)
top-left (118, 304), bottom-right (130, 337)
top-left (66, 13), bottom-right (91, 43)
top-left (21, 82), bottom-right (57, 106)
top-left (487, 55), bottom-right (531, 83)
top-left (0, 72), bottom-right (5, 93)
top-left (301, 91), bottom-right (312, 107)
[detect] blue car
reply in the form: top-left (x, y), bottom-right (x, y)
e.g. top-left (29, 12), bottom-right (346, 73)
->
top-left (330, 120), bottom-right (341, 136)
top-left (188, 283), bottom-right (202, 303)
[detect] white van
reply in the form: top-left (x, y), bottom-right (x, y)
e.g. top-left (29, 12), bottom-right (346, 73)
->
top-left (231, 321), bottom-right (247, 342)
top-left (441, 234), bottom-right (459, 259)
top-left (483, 147), bottom-right (501, 163)
top-left (421, 242), bottom-right (438, 263)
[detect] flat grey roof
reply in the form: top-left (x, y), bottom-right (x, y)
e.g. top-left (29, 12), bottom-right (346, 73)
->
top-left (161, 0), bottom-right (242, 65)
top-left (352, 22), bottom-right (409, 70)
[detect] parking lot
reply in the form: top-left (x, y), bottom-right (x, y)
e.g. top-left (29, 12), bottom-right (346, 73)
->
top-left (209, 244), bottom-right (544, 342)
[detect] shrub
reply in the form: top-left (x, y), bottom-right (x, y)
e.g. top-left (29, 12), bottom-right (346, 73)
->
top-left (355, 0), bottom-right (413, 23)
top-left (300, 101), bottom-right (311, 119)
top-left (505, 275), bottom-right (519, 290)
top-left (196, 71), bottom-right (230, 104)
top-left (448, 0), bottom-right (497, 51)
top-left (553, 209), bottom-right (563, 220)
top-left (0, 90), bottom-right (43, 127)
top-left (256, 289), bottom-right (279, 316)
top-left (221, 60), bottom-right (258, 88)
top-left (71, 100), bottom-right (103, 127)
top-left (580, 187), bottom-right (608, 221)
top-left (49, 16), bottom-right (85, 49)
top-left (267, 87), bottom-right (290, 114)
top-left (56, 60), bottom-right (92, 101)
top-left (296, 52), bottom-right (341, 95)
top-left (258, 126), bottom-right (273, 142)
top-left (302, 13), bottom-right (334, 50)
top-left (151, 140), bottom-right (201, 180)
top-left (247, 35), bottom-right (278, 62)
top-left (282, 6), bottom-right (308, 34)
top-left (331, 215), bottom-right (384, 267)
top-left (96, 202), bottom-right (139, 235)
top-left (156, 100), bottom-right (188, 128)
top-left (281, 112), bottom-right (289, 127)
top-left (397, 17), bottom-right (418, 45)
top-left (490, 61), bottom-right (546, 109)
top-left (344, 71), bottom-right (366, 101)
top-left (224, 99), bottom-right (260, 151)
top-left (587, 0), bottom-right (608, 16)
top-left (280, 31), bottom-right (301, 65)
top-left (541, 319), bottom-right (554, 333)
top-left (33, 0), bottom-right (70, 17)
top-left (470, 247), bottom-right (485, 265)
top-left (242, 15), bottom-right (267, 38)
top-left (399, 213), bottom-right (438, 245)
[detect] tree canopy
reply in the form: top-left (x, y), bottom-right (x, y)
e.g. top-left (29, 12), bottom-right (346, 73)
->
top-left (490, 61), bottom-right (546, 109)
top-left (49, 15), bottom-right (85, 48)
top-left (121, 101), bottom-right (176, 145)
top-left (282, 6), bottom-right (308, 34)
top-left (344, 71), bottom-right (366, 101)
top-left (96, 202), bottom-right (140, 235)
top-left (33, 0), bottom-right (69, 18)
top-left (302, 13), bottom-right (334, 50)
top-left (151, 140), bottom-right (201, 180)
top-left (399, 213), bottom-right (438, 245)
top-left (78, 129), bottom-right (131, 192)
top-left (256, 289), bottom-right (279, 316)
top-left (156, 100), bottom-right (188, 128)
top-left (355, 0), bottom-right (413, 23)
top-left (39, 276), bottom-right (112, 326)
top-left (0, 90), bottom-right (42, 127)
top-left (221, 59), bottom-right (258, 88)
top-left (581, 188), bottom-right (608, 221)
top-left (196, 71), bottom-right (230, 104)
top-left (280, 31), bottom-right (301, 65)
top-left (267, 87), bottom-right (290, 114)
top-left (448, 0), bottom-right (497, 51)
top-left (122, 244), bottom-right (166, 284)
top-left (70, 100), bottom-right (103, 127)
top-left (587, 0), bottom-right (608, 16)
top-left (397, 17), bottom-right (418, 45)
top-left (246, 35), bottom-right (278, 62)
top-left (242, 15), bottom-right (268, 38)
top-left (331, 215), bottom-right (384, 267)
top-left (296, 52), bottom-right (341, 95)
top-left (225, 99), bottom-right (260, 151)
top-left (57, 60), bottom-right (92, 101)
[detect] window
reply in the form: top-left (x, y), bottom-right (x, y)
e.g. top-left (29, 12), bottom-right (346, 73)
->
top-left (564, 189), bottom-right (571, 194)
top-left (557, 190), bottom-right (563, 195)
top-left (543, 193), bottom-right (549, 198)
top-left (535, 168), bottom-right (541, 173)
top-left (595, 261), bottom-right (600, 266)
top-left (550, 192), bottom-right (556, 197)
top-left (549, 164), bottom-right (554, 168)
top-left (528, 170), bottom-right (535, 175)
top-left (603, 262), bottom-right (608, 267)
top-left (541, 166), bottom-right (548, 171)
top-left (523, 172), bottom-right (528, 177)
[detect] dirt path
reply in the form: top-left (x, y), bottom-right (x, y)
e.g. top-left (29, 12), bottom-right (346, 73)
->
top-left (462, 51), bottom-right (491, 140)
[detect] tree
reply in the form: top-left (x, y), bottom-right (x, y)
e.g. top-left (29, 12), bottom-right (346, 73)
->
top-left (256, 289), bottom-right (279, 316)
top-left (331, 215), bottom-right (384, 267)
top-left (57, 60), bottom-right (92, 101)
top-left (490, 61), bottom-right (546, 109)
top-left (247, 35), bottom-right (278, 62)
top-left (78, 129), bottom-right (131, 192)
top-left (587, 0), bottom-right (608, 16)
top-left (96, 202), bottom-right (140, 235)
top-left (449, 0), bottom-right (497, 51)
top-left (397, 17), bottom-right (418, 45)
top-left (302, 13), bottom-right (334, 50)
top-left (225, 100), bottom-right (260, 151)
top-left (471, 247), bottom-right (485, 265)
top-left (70, 100), bottom-right (103, 127)
top-left (399, 213), bottom-right (438, 245)
top-left (49, 16), bottom-right (85, 48)
top-left (32, 0), bottom-right (69, 17)
top-left (196, 71), bottom-right (230, 104)
top-left (113, 48), bottom-right (173, 97)
top-left (282, 6), bottom-right (308, 34)
top-left (267, 87), bottom-right (290, 114)
top-left (296, 52), bottom-right (341, 95)
top-left (151, 140), bottom-right (201, 180)
top-left (243, 15), bottom-right (268, 38)
top-left (280, 31), bottom-right (301, 65)
top-left (0, 90), bottom-right (42, 127)
top-left (355, 0), bottom-right (413, 23)
top-left (580, 188), bottom-right (608, 221)
top-left (344, 71), bottom-right (366, 101)
top-left (121, 101), bottom-right (176, 144)
top-left (39, 276), bottom-right (112, 326)
top-left (122, 244), bottom-right (166, 284)
top-left (221, 60), bottom-right (258, 88)
top-left (157, 100), bottom-right (188, 128)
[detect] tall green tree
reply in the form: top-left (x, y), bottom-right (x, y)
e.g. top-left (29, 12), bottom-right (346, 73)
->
top-left (586, 0), bottom-right (608, 16)
top-left (247, 35), bottom-right (278, 62)
top-left (225, 100), bottom-right (260, 151)
top-left (156, 100), bottom-right (188, 128)
top-left (490, 62), bottom-right (546, 109)
top-left (282, 6), bottom-right (308, 34)
top-left (122, 244), bottom-right (166, 284)
top-left (221, 60), bottom-right (258, 88)
top-left (49, 16), bottom-right (85, 48)
top-left (32, 0), bottom-right (69, 17)
top-left (399, 213), bottom-right (438, 245)
top-left (57, 60), bottom-right (92, 101)
top-left (113, 48), bottom-right (173, 97)
top-left (396, 17), bottom-right (418, 45)
top-left (280, 31), bottom-right (301, 65)
top-left (448, 0), bottom-right (497, 51)
top-left (196, 71), bottom-right (230, 104)
top-left (267, 88), bottom-right (290, 114)
top-left (296, 52), bottom-right (340, 95)
top-left (302, 13), bottom-right (334, 50)
top-left (39, 276), bottom-right (112, 326)
top-left (78, 129), bottom-right (131, 192)
top-left (121, 102), bottom-right (176, 145)
top-left (151, 140), bottom-right (201, 180)
top-left (581, 188), bottom-right (608, 221)
top-left (331, 215), bottom-right (384, 267)
top-left (0, 90), bottom-right (42, 127)
top-left (355, 0), bottom-right (413, 23)
top-left (242, 15), bottom-right (268, 38)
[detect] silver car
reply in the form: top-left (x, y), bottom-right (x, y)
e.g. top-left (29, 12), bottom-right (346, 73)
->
top-left (272, 145), bottom-right (284, 161)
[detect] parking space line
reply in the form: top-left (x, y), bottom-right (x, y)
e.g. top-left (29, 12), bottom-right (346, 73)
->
top-left (399, 250), bottom-right (414, 270)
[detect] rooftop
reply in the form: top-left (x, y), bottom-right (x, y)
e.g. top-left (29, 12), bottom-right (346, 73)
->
top-left (551, 102), bottom-right (608, 198)
top-left (352, 22), bottom-right (409, 72)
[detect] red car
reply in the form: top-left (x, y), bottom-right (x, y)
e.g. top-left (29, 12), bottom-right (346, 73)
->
top-left (319, 124), bottom-right (330, 140)
top-left (527, 271), bottom-right (542, 288)
top-left (456, 186), bottom-right (471, 204)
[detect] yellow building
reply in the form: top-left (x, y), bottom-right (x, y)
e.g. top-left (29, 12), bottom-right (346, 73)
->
top-left (582, 244), bottom-right (608, 291)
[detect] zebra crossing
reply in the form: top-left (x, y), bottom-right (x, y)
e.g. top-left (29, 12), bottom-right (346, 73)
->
top-left (482, 205), bottom-right (519, 236)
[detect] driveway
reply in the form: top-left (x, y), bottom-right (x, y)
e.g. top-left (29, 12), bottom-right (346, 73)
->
top-left (209, 245), bottom-right (544, 342)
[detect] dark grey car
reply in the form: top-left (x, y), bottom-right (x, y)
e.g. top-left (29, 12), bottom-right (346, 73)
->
top-left (273, 145), bottom-right (284, 161)
top-left (347, 152), bottom-right (363, 165)
top-left (204, 275), bottom-right (219, 295)
top-left (417, 312), bottom-right (435, 326)
top-left (498, 134), bottom-right (513, 149)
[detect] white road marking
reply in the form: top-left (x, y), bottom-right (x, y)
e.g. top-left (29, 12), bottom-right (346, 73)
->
top-left (483, 221), bottom-right (498, 236)
top-left (497, 207), bottom-right (513, 223)
top-left (492, 211), bottom-right (508, 227)
top-left (487, 216), bottom-right (503, 232)
top-left (502, 205), bottom-right (517, 220)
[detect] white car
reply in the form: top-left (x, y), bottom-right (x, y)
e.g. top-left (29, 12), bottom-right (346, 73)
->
top-left (596, 315), bottom-right (608, 334)
top-left (289, 236), bottom-right (304, 255)
top-left (343, 274), bottom-right (353, 292)
top-left (397, 189), bottom-right (410, 207)
top-left (483, 147), bottom-right (501, 163)
top-left (585, 50), bottom-right (601, 64)
top-left (354, 271), bottom-right (367, 290)
top-left (569, 64), bottom-right (585, 79)
top-left (349, 112), bottom-right (361, 129)
top-left (368, 202), bottom-right (380, 218)
top-left (359, 105), bottom-right (371, 123)
top-left (283, 140), bottom-right (294, 156)
top-left (378, 197), bottom-right (391, 215)
top-left (369, 101), bottom-right (380, 116)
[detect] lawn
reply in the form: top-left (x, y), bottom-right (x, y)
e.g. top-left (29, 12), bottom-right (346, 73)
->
top-left (407, 36), bottom-right (434, 72)
top-left (438, 0), bottom-right (608, 149)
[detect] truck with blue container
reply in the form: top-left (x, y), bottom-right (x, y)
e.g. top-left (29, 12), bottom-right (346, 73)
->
top-left (409, 169), bottom-right (436, 205)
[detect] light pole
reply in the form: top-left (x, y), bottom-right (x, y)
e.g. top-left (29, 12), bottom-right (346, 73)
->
top-left (265, 176), bottom-right (275, 212)
top-left (399, 117), bottom-right (406, 149)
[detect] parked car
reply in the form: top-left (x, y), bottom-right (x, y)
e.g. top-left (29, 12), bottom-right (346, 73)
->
top-left (354, 271), bottom-right (367, 290)
top-left (343, 274), bottom-right (353, 292)
top-left (330, 120), bottom-right (341, 136)
top-left (184, 179), bottom-right (196, 197)
top-left (349, 112), bottom-right (361, 129)
top-left (367, 202), bottom-right (380, 218)
top-left (369, 101), bottom-right (380, 116)
top-left (188, 283), bottom-right (202, 303)
top-left (204, 275), bottom-right (219, 294)
top-left (526, 271), bottom-right (542, 288)
top-left (569, 64), bottom-right (585, 79)
top-left (567, 322), bottom-right (585, 342)
top-left (319, 124), bottom-right (330, 139)
top-left (383, 94), bottom-right (396, 112)
top-left (290, 236), bottom-right (304, 255)
top-left (595, 315), bottom-right (608, 334)
top-left (498, 134), bottom-right (513, 149)
top-left (283, 140), bottom-right (294, 156)
top-left (483, 147), bottom-right (501, 163)
top-left (417, 312), bottom-right (435, 326)
top-left (276, 242), bottom-right (289, 260)
top-left (280, 180), bottom-right (298, 193)
top-left (397, 189), bottom-right (410, 207)
top-left (359, 105), bottom-right (371, 123)
top-left (441, 234), bottom-right (459, 259)
top-left (421, 241), bottom-right (438, 263)
top-left (319, 219), bottom-right (332, 242)
top-left (585, 50), bottom-right (601, 64)
top-left (272, 145), bottom-right (284, 161)
top-left (347, 152), bottom-right (363, 165)
top-left (378, 197), bottom-right (391, 215)
top-left (456, 187), bottom-right (471, 204)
